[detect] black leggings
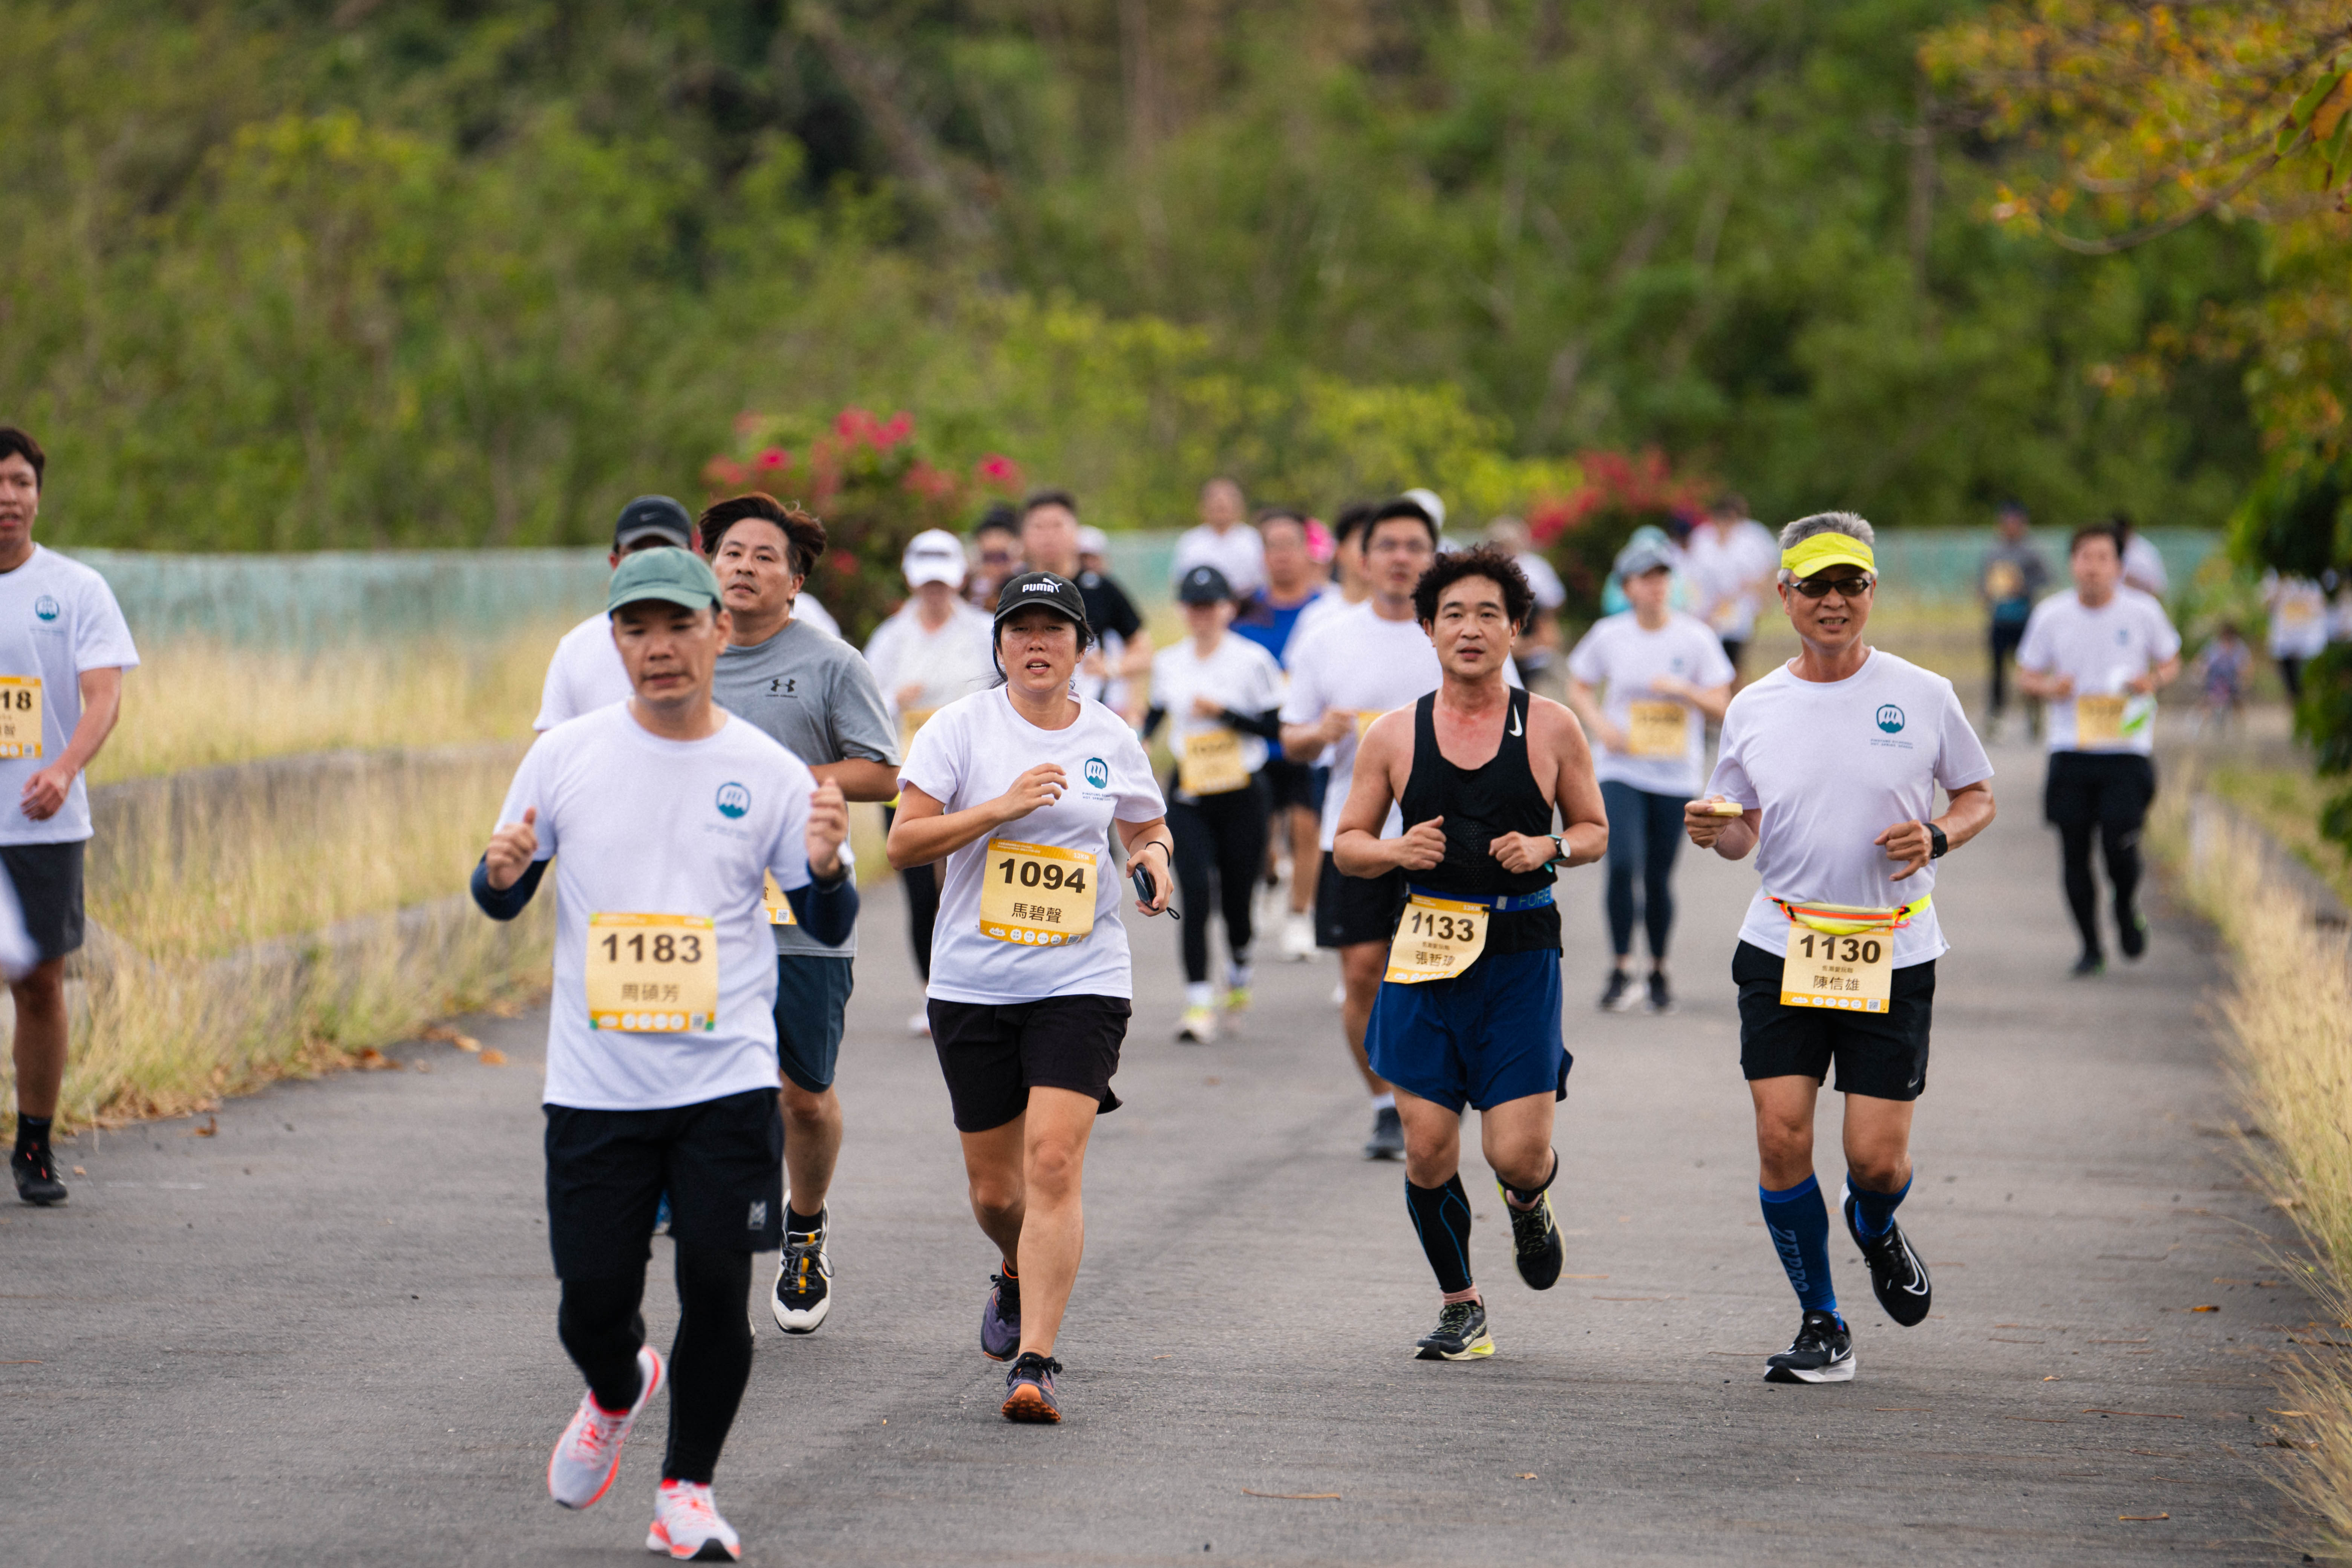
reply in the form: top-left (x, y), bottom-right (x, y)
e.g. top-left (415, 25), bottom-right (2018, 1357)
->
top-left (557, 1242), bottom-right (754, 1486)
top-left (1168, 779), bottom-right (1271, 984)
top-left (1599, 781), bottom-right (1683, 962)
top-left (884, 804), bottom-right (940, 982)
top-left (2044, 751), bottom-right (2156, 960)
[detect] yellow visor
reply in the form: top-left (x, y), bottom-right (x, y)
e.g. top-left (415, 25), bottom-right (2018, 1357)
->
top-left (1780, 532), bottom-right (1876, 579)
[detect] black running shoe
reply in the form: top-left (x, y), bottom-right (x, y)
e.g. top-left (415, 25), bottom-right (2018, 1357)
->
top-left (1001, 1352), bottom-right (1063, 1423)
top-left (11, 1145), bottom-right (66, 1206)
top-left (1414, 1299), bottom-right (1494, 1361)
top-left (1841, 1181), bottom-right (1932, 1326)
top-left (1645, 970), bottom-right (1674, 1014)
top-left (770, 1208), bottom-right (831, 1334)
top-left (1763, 1309), bottom-right (1855, 1384)
top-left (1498, 1183), bottom-right (1564, 1291)
top-left (2069, 952), bottom-right (2104, 978)
top-left (2118, 910), bottom-right (2147, 960)
top-left (980, 1272), bottom-right (1020, 1362)
top-left (1597, 971), bottom-right (1635, 1012)
top-left (1363, 1105), bottom-right (1404, 1161)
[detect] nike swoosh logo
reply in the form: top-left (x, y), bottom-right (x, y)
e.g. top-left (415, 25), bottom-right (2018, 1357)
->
top-left (1508, 709), bottom-right (1523, 737)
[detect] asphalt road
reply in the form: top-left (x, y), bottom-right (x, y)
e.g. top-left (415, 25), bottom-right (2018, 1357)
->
top-left (1, 734), bottom-right (2318, 1565)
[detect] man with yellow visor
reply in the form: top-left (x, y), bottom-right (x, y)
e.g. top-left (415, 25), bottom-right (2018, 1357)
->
top-left (1684, 512), bottom-right (1996, 1386)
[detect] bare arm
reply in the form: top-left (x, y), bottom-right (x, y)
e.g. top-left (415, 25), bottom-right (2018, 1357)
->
top-left (1329, 710), bottom-right (1446, 878)
top-left (2013, 666), bottom-right (2072, 699)
top-left (21, 666), bottom-right (122, 822)
top-left (2132, 656), bottom-right (2182, 694)
top-left (813, 757), bottom-right (901, 803)
top-left (1876, 779), bottom-right (1997, 883)
top-left (1116, 815), bottom-right (1174, 916)
top-left (1652, 673), bottom-right (1733, 724)
top-left (1564, 678), bottom-right (1622, 756)
top-left (1489, 699), bottom-right (1606, 872)
top-left (886, 768), bottom-right (1066, 870)
top-left (1684, 798), bottom-right (1761, 861)
top-left (1281, 706), bottom-right (1355, 763)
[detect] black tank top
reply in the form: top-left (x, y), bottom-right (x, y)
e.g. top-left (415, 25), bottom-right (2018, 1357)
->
top-left (1397, 687), bottom-right (1561, 955)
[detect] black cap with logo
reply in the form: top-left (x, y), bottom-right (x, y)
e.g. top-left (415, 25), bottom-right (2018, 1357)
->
top-left (991, 571), bottom-right (1091, 636)
top-left (1177, 564), bottom-right (1234, 605)
top-left (612, 495), bottom-right (695, 553)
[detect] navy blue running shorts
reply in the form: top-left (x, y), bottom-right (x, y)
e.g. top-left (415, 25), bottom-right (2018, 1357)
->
top-left (1733, 939), bottom-right (1934, 1101)
top-left (1364, 946), bottom-right (1570, 1113)
top-left (774, 954), bottom-right (853, 1094)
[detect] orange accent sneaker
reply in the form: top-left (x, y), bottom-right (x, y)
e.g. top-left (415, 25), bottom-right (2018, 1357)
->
top-left (548, 1345), bottom-right (663, 1510)
top-left (1000, 1351), bottom-right (1063, 1423)
top-left (647, 1479), bottom-right (741, 1560)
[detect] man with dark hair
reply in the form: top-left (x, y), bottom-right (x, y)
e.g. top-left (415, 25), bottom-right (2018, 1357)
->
top-left (536, 497), bottom-right (701, 732)
top-left (2015, 525), bottom-right (2180, 974)
top-left (1336, 545), bottom-right (1606, 1358)
top-left (1979, 501), bottom-right (2049, 740)
top-left (1281, 499), bottom-right (1519, 1160)
top-left (0, 427), bottom-right (138, 1208)
top-left (966, 504), bottom-right (1024, 612)
top-left (1237, 508), bottom-right (1341, 960)
top-left (701, 492), bottom-right (900, 1338)
top-left (1685, 493), bottom-right (1779, 678)
top-left (1019, 490), bottom-right (1150, 718)
top-left (1173, 476), bottom-right (1266, 598)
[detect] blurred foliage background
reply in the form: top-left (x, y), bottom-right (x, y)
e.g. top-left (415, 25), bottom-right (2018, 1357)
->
top-left (0, 0), bottom-right (2283, 549)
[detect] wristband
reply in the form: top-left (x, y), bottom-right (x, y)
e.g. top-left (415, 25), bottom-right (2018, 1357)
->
top-left (1928, 823), bottom-right (1949, 860)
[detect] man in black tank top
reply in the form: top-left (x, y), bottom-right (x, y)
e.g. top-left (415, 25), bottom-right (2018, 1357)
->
top-left (1333, 547), bottom-right (1608, 1361)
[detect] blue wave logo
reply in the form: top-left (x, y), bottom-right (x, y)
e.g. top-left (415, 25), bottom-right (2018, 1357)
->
top-left (1874, 704), bottom-right (1905, 735)
top-left (1084, 757), bottom-right (1110, 789)
top-left (715, 782), bottom-right (750, 819)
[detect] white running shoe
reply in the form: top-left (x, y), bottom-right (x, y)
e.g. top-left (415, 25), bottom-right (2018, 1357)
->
top-left (906, 1009), bottom-right (931, 1037)
top-left (1281, 913), bottom-right (1317, 962)
top-left (771, 1207), bottom-right (833, 1334)
top-left (549, 1345), bottom-right (664, 1510)
top-left (1176, 1004), bottom-right (1218, 1043)
top-left (647, 1479), bottom-right (742, 1561)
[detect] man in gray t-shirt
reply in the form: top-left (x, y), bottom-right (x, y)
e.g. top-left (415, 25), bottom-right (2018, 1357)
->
top-left (701, 494), bottom-right (899, 1339)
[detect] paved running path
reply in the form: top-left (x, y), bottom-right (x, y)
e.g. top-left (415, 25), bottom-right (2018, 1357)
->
top-left (2, 735), bottom-right (2314, 1565)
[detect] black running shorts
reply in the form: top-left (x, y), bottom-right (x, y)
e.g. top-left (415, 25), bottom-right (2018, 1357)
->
top-left (1315, 860), bottom-right (1404, 949)
top-left (1258, 755), bottom-right (1322, 813)
top-left (543, 1087), bottom-right (784, 1280)
top-left (2043, 750), bottom-right (2156, 832)
top-left (1733, 940), bottom-right (1934, 1102)
top-left (0, 841), bottom-right (84, 964)
top-left (927, 994), bottom-right (1129, 1133)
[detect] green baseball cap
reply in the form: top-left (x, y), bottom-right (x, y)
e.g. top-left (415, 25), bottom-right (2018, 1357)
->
top-left (607, 547), bottom-right (723, 614)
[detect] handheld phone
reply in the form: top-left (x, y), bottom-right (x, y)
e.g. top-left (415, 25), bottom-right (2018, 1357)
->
top-left (1133, 867), bottom-right (1180, 918)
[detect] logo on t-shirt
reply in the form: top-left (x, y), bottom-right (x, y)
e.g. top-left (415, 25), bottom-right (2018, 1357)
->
top-left (715, 782), bottom-right (751, 819)
top-left (32, 596), bottom-right (58, 623)
top-left (767, 676), bottom-right (799, 696)
top-left (1874, 704), bottom-right (1906, 734)
top-left (1084, 757), bottom-right (1110, 789)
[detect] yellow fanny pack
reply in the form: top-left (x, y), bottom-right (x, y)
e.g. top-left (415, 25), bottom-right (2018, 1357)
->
top-left (1769, 895), bottom-right (1930, 937)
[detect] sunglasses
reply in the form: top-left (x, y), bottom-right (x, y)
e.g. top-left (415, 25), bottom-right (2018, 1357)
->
top-left (1790, 574), bottom-right (1874, 599)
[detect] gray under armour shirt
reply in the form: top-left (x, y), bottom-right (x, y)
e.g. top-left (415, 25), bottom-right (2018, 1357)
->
top-left (713, 617), bottom-right (899, 958)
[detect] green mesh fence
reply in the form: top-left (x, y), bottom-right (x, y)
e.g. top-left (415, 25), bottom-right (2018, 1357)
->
top-left (63, 528), bottom-right (2222, 647)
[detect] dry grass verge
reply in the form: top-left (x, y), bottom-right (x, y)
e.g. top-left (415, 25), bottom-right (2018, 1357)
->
top-left (2166, 789), bottom-right (2352, 1552)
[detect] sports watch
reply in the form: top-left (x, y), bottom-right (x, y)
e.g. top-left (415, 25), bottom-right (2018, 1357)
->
top-left (1928, 822), bottom-right (1949, 859)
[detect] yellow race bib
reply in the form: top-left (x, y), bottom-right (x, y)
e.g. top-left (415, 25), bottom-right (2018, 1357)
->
top-left (1384, 894), bottom-right (1490, 984)
top-left (2075, 694), bottom-right (2125, 746)
top-left (1771, 897), bottom-right (1927, 1014)
top-left (1355, 709), bottom-right (1388, 741)
top-left (761, 871), bottom-right (798, 926)
top-left (1624, 700), bottom-right (1686, 759)
top-left (978, 839), bottom-right (1098, 946)
top-left (0, 677), bottom-right (43, 760)
top-left (587, 913), bottom-right (719, 1032)
top-left (899, 706), bottom-right (938, 759)
top-left (1179, 727), bottom-right (1250, 796)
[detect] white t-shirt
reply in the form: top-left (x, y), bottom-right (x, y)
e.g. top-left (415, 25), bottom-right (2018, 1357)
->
top-left (2121, 534), bottom-right (2168, 598)
top-left (1517, 552), bottom-right (1568, 612)
top-left (1280, 601), bottom-right (1519, 850)
top-left (0, 547), bottom-right (139, 845)
top-left (1149, 633), bottom-right (1287, 799)
top-left (1566, 611), bottom-right (1735, 797)
top-left (1172, 524), bottom-right (1267, 598)
top-left (1683, 521), bottom-right (1779, 642)
top-left (793, 593), bottom-right (841, 640)
top-left (900, 688), bottom-right (1167, 1004)
top-left (862, 599), bottom-right (997, 715)
top-left (1706, 650), bottom-right (1993, 968)
top-left (498, 705), bottom-right (818, 1111)
top-left (2267, 573), bottom-right (2330, 659)
top-left (2016, 589), bottom-right (2181, 755)
top-left (535, 614), bottom-right (631, 732)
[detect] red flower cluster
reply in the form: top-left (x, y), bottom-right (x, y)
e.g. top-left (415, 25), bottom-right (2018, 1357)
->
top-left (1527, 449), bottom-right (1707, 544)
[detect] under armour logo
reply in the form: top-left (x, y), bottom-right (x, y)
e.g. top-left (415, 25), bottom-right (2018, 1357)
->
top-left (747, 1200), bottom-right (768, 1230)
top-left (768, 677), bottom-right (798, 695)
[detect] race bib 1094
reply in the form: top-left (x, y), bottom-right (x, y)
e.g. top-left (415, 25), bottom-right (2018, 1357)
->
top-left (978, 838), bottom-right (1098, 946)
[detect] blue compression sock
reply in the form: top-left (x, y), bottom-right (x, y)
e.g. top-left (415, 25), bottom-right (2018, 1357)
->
top-left (1847, 1172), bottom-right (1913, 1241)
top-left (1759, 1175), bottom-right (1838, 1315)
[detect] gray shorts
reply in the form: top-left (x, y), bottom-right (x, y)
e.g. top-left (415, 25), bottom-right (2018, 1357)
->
top-left (774, 954), bottom-right (853, 1094)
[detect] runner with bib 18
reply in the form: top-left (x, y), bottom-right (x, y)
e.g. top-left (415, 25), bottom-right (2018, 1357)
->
top-left (1683, 513), bottom-right (1995, 1387)
top-left (887, 571), bottom-right (1174, 1424)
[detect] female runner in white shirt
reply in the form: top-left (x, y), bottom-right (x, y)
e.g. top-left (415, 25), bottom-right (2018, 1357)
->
top-left (888, 571), bottom-right (1174, 1425)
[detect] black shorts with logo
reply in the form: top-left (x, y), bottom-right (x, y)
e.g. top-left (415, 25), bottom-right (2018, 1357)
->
top-left (543, 1087), bottom-right (784, 1280)
top-left (1, 841), bottom-right (85, 964)
top-left (1315, 860), bottom-right (1405, 949)
top-left (1733, 940), bottom-right (1934, 1102)
top-left (927, 994), bottom-right (1128, 1133)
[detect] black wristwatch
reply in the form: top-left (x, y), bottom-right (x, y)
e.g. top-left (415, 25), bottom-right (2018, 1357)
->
top-left (1547, 833), bottom-right (1568, 866)
top-left (1928, 823), bottom-right (1949, 859)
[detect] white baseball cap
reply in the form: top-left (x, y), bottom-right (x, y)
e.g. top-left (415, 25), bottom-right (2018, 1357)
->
top-left (1403, 488), bottom-right (1447, 530)
top-left (1076, 524), bottom-right (1110, 556)
top-left (902, 528), bottom-right (966, 588)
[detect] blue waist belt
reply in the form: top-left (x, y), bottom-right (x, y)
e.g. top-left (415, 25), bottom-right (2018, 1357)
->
top-left (1405, 884), bottom-right (1555, 913)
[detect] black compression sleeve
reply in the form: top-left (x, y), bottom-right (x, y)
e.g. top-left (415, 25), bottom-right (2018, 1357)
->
top-left (783, 870), bottom-right (861, 948)
top-left (470, 856), bottom-right (547, 921)
top-left (1220, 706), bottom-right (1285, 741)
top-left (1141, 704), bottom-right (1167, 741)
